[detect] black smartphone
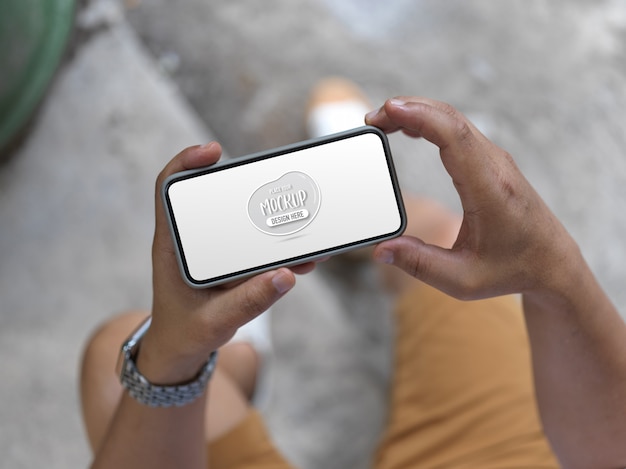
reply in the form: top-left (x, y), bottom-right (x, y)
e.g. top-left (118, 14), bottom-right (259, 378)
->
top-left (162, 126), bottom-right (406, 288)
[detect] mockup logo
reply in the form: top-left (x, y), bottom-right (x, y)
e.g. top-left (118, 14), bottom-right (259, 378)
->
top-left (247, 171), bottom-right (321, 235)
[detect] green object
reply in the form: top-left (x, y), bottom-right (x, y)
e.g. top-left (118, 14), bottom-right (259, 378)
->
top-left (0, 0), bottom-right (76, 154)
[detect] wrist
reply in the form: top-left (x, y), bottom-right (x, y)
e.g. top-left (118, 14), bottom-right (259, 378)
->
top-left (118, 316), bottom-right (218, 407)
top-left (523, 238), bottom-right (597, 312)
top-left (523, 223), bottom-right (581, 291)
top-left (136, 327), bottom-right (215, 386)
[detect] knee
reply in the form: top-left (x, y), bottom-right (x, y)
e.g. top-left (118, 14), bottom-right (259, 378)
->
top-left (81, 311), bottom-right (148, 381)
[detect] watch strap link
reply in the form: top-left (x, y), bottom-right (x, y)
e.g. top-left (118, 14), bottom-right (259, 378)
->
top-left (121, 350), bottom-right (218, 408)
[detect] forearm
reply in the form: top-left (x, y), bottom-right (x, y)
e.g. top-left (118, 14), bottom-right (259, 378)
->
top-left (92, 392), bottom-right (208, 469)
top-left (523, 249), bottom-right (626, 468)
top-left (92, 333), bottom-right (211, 469)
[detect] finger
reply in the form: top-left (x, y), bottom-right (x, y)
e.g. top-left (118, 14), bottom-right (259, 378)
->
top-left (289, 262), bottom-right (317, 275)
top-left (370, 98), bottom-right (471, 151)
top-left (365, 96), bottom-right (420, 135)
top-left (156, 142), bottom-right (222, 196)
top-left (217, 268), bottom-right (296, 329)
top-left (373, 236), bottom-right (483, 301)
top-left (366, 96), bottom-right (447, 135)
top-left (368, 96), bottom-right (491, 154)
top-left (153, 142), bottom-right (223, 251)
top-left (369, 98), bottom-right (507, 200)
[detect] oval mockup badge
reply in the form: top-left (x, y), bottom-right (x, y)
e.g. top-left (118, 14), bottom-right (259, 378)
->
top-left (247, 171), bottom-right (321, 235)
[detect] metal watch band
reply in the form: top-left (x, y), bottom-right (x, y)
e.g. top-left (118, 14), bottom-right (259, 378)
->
top-left (121, 350), bottom-right (218, 408)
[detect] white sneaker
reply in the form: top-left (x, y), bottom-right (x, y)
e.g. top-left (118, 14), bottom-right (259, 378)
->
top-left (306, 77), bottom-right (373, 138)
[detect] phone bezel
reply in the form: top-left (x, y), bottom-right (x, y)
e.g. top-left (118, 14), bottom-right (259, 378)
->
top-left (162, 126), bottom-right (406, 288)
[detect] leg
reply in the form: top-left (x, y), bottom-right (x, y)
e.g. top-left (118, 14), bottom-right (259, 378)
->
top-left (80, 311), bottom-right (292, 468)
top-left (374, 199), bottom-right (559, 468)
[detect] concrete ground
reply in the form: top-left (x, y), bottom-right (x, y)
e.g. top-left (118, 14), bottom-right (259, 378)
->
top-left (1, 0), bottom-right (625, 467)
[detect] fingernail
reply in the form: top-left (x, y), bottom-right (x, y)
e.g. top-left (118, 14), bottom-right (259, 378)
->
top-left (365, 108), bottom-right (379, 122)
top-left (272, 271), bottom-right (293, 294)
top-left (201, 141), bottom-right (216, 149)
top-left (389, 98), bottom-right (407, 107)
top-left (375, 249), bottom-right (394, 265)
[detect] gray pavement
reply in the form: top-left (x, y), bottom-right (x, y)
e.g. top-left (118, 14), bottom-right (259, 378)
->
top-left (1, 0), bottom-right (625, 468)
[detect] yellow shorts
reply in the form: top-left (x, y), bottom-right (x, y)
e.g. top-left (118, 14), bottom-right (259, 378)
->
top-left (208, 284), bottom-right (559, 468)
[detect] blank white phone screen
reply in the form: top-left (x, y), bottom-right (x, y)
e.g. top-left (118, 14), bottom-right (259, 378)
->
top-left (166, 131), bottom-right (403, 283)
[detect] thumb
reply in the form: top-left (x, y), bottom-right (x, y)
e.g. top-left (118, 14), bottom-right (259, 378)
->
top-left (218, 268), bottom-right (296, 329)
top-left (373, 236), bottom-right (477, 300)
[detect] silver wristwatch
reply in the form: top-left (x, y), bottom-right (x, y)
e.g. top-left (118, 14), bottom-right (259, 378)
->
top-left (117, 316), bottom-right (218, 408)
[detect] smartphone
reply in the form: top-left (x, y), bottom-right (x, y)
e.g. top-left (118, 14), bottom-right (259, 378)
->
top-left (162, 126), bottom-right (406, 288)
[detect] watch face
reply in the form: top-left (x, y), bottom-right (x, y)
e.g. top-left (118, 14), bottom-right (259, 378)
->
top-left (116, 316), bottom-right (152, 379)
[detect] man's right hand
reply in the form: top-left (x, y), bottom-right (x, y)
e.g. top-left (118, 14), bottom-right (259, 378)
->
top-left (366, 97), bottom-right (581, 301)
